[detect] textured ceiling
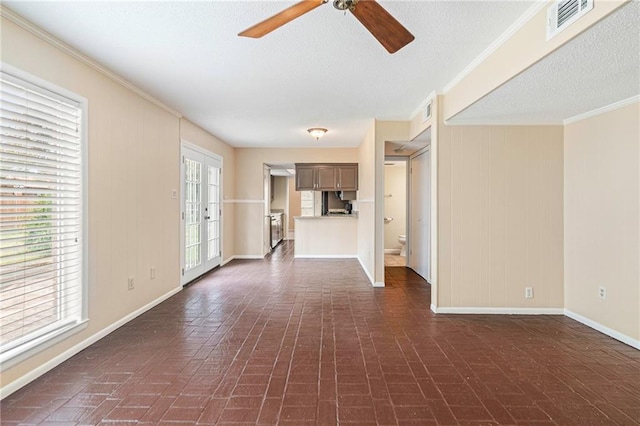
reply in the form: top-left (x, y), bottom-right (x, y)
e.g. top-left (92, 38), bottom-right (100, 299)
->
top-left (4, 0), bottom-right (534, 147)
top-left (450, 1), bottom-right (640, 124)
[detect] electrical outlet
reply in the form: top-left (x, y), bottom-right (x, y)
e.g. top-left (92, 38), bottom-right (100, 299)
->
top-left (525, 287), bottom-right (534, 299)
top-left (150, 267), bottom-right (156, 280)
top-left (171, 189), bottom-right (177, 199)
top-left (598, 286), bottom-right (606, 299)
top-left (128, 276), bottom-right (135, 291)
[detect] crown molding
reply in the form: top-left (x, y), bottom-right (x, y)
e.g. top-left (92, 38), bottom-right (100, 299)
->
top-left (442, 1), bottom-right (548, 94)
top-left (563, 95), bottom-right (640, 125)
top-left (0, 5), bottom-right (182, 118)
top-left (443, 119), bottom-right (562, 126)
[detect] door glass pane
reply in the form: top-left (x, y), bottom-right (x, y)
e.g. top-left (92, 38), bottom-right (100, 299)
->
top-left (207, 165), bottom-right (221, 260)
top-left (185, 159), bottom-right (201, 270)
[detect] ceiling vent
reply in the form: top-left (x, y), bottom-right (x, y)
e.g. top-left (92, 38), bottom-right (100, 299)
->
top-left (547, 0), bottom-right (593, 40)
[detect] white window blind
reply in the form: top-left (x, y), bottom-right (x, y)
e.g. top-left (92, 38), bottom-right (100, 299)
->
top-left (0, 71), bottom-right (86, 365)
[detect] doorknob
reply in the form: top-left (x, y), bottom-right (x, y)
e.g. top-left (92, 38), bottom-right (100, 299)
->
top-left (204, 216), bottom-right (210, 220)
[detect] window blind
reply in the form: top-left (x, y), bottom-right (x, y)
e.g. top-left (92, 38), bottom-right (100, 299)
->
top-left (0, 71), bottom-right (85, 361)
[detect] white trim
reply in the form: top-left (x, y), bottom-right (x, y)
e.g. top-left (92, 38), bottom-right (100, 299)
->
top-left (223, 199), bottom-right (265, 204)
top-left (564, 310), bottom-right (640, 350)
top-left (357, 256), bottom-right (375, 286)
top-left (357, 199), bottom-right (375, 203)
top-left (430, 304), bottom-right (437, 313)
top-left (444, 120), bottom-right (563, 126)
top-left (232, 255), bottom-right (265, 260)
top-left (221, 256), bottom-right (236, 266)
top-left (563, 95), bottom-right (640, 124)
top-left (0, 286), bottom-right (182, 399)
top-left (294, 255), bottom-right (358, 259)
top-left (0, 6), bottom-right (182, 118)
top-left (384, 249), bottom-right (401, 254)
top-left (373, 282), bottom-right (385, 288)
top-left (433, 307), bottom-right (565, 315)
top-left (441, 1), bottom-right (547, 94)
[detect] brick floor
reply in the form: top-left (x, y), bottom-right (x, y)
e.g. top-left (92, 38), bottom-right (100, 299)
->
top-left (2, 241), bottom-right (640, 425)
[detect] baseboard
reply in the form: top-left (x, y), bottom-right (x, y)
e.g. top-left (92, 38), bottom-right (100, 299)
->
top-left (294, 255), bottom-right (358, 259)
top-left (373, 281), bottom-right (385, 288)
top-left (430, 304), bottom-right (437, 313)
top-left (231, 255), bottom-right (265, 260)
top-left (564, 310), bottom-right (640, 350)
top-left (384, 249), bottom-right (401, 254)
top-left (0, 286), bottom-right (182, 399)
top-left (356, 256), bottom-right (376, 286)
top-left (433, 307), bottom-right (565, 315)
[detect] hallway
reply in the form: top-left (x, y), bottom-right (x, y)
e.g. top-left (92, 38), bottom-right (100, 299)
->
top-left (2, 241), bottom-right (639, 425)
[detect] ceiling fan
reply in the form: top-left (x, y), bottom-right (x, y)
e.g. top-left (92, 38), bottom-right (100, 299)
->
top-left (238, 0), bottom-right (415, 54)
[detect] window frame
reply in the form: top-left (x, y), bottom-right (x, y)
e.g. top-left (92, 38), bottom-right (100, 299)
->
top-left (0, 63), bottom-right (89, 372)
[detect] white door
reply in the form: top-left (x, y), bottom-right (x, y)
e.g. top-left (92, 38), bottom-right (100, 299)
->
top-left (409, 148), bottom-right (430, 281)
top-left (181, 146), bottom-right (222, 285)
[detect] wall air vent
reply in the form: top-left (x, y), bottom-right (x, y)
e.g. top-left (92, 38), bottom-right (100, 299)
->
top-left (547, 0), bottom-right (593, 40)
top-left (422, 100), bottom-right (432, 122)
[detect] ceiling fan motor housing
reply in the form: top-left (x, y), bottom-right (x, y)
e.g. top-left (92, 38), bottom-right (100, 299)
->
top-left (333, 0), bottom-right (358, 12)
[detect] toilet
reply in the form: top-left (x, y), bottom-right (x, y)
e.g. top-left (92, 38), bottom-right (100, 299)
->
top-left (398, 235), bottom-right (406, 257)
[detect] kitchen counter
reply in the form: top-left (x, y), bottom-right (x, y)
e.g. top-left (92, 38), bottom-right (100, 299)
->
top-left (294, 213), bottom-right (358, 219)
top-left (294, 215), bottom-right (357, 257)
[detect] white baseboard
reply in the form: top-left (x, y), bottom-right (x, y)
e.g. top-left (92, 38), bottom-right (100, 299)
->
top-left (564, 310), bottom-right (640, 350)
top-left (430, 304), bottom-right (437, 313)
top-left (433, 307), bottom-right (565, 315)
top-left (384, 249), bottom-right (401, 254)
top-left (373, 281), bottom-right (385, 288)
top-left (356, 256), bottom-right (376, 286)
top-left (0, 286), bottom-right (182, 399)
top-left (231, 255), bottom-right (265, 260)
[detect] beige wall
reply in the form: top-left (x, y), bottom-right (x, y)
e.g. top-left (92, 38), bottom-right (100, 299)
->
top-left (233, 148), bottom-right (359, 256)
top-left (445, 1), bottom-right (628, 120)
top-left (564, 102), bottom-right (640, 341)
top-left (356, 123), bottom-right (376, 283)
top-left (438, 122), bottom-right (564, 308)
top-left (384, 163), bottom-right (407, 251)
top-left (271, 176), bottom-right (287, 210)
top-left (180, 119), bottom-right (236, 262)
top-left (1, 17), bottom-right (181, 390)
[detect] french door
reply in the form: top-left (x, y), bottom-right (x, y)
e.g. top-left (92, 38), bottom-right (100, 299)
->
top-left (181, 145), bottom-right (222, 285)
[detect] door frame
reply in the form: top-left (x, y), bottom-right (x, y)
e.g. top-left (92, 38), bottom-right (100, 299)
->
top-left (180, 140), bottom-right (224, 285)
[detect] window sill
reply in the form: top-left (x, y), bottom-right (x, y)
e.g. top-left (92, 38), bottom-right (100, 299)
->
top-left (0, 320), bottom-right (89, 372)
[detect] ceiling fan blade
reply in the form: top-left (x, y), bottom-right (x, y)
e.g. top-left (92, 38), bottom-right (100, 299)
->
top-left (239, 0), bottom-right (326, 38)
top-left (350, 0), bottom-right (414, 54)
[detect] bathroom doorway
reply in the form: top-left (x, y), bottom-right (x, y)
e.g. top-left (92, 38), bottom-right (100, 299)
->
top-left (383, 159), bottom-right (408, 267)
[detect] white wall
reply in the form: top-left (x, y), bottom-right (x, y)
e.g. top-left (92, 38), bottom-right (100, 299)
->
top-left (384, 163), bottom-right (407, 251)
top-left (564, 101), bottom-right (640, 343)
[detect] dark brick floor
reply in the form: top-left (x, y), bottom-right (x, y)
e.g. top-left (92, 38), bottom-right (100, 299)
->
top-left (2, 241), bottom-right (639, 425)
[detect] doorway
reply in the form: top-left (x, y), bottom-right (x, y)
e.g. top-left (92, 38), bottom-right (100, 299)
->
top-left (180, 144), bottom-right (222, 285)
top-left (383, 159), bottom-right (408, 267)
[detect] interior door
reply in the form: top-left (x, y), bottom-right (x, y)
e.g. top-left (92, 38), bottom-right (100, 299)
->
top-left (181, 145), bottom-right (222, 285)
top-left (409, 148), bottom-right (430, 281)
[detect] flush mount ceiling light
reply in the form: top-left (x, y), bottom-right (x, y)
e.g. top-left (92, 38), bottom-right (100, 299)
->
top-left (307, 128), bottom-right (327, 141)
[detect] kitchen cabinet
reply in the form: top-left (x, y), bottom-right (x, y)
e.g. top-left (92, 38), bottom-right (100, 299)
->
top-left (295, 163), bottom-right (358, 191)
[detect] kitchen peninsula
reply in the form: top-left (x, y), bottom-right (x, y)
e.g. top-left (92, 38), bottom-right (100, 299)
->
top-left (294, 214), bottom-right (357, 258)
top-left (293, 162), bottom-right (359, 258)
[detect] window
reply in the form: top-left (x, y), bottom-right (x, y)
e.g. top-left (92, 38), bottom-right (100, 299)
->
top-left (0, 69), bottom-right (87, 368)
